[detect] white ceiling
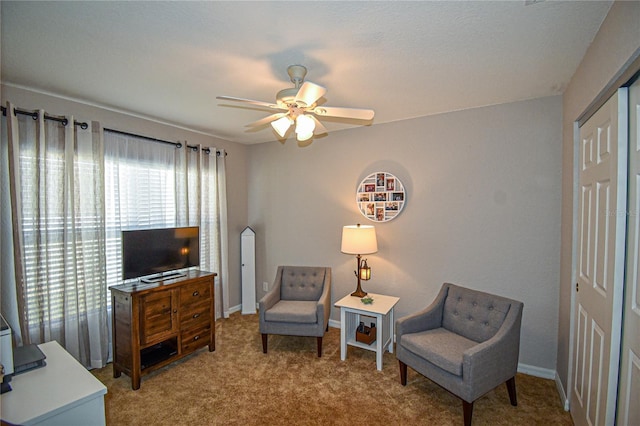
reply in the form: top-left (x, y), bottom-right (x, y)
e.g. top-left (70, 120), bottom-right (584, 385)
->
top-left (1, 1), bottom-right (612, 145)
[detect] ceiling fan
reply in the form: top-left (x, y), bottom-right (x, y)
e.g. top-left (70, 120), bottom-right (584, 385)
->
top-left (216, 65), bottom-right (375, 142)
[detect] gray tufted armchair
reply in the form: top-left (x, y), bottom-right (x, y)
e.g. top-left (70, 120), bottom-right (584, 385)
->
top-left (259, 266), bottom-right (332, 357)
top-left (395, 283), bottom-right (523, 426)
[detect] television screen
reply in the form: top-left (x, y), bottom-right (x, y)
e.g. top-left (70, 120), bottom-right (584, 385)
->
top-left (122, 226), bottom-right (200, 280)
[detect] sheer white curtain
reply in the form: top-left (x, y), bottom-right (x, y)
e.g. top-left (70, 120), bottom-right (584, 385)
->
top-left (104, 133), bottom-right (229, 319)
top-left (182, 145), bottom-right (230, 318)
top-left (4, 102), bottom-right (109, 368)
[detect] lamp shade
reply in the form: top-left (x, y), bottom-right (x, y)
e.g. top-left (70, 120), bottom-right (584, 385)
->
top-left (295, 114), bottom-right (316, 135)
top-left (341, 224), bottom-right (377, 255)
top-left (271, 116), bottom-right (293, 138)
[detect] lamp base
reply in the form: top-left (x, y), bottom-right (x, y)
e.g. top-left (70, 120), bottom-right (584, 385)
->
top-left (351, 288), bottom-right (367, 298)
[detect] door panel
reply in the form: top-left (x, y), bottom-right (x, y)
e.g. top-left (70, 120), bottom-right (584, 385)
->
top-left (618, 78), bottom-right (640, 425)
top-left (587, 320), bottom-right (604, 424)
top-left (571, 89), bottom-right (627, 426)
top-left (595, 179), bottom-right (611, 294)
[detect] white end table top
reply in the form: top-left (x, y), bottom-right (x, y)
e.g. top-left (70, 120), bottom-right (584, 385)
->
top-left (1, 340), bottom-right (107, 425)
top-left (335, 292), bottom-right (400, 315)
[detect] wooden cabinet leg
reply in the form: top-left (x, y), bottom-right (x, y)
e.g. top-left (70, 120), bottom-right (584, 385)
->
top-left (132, 373), bottom-right (141, 391)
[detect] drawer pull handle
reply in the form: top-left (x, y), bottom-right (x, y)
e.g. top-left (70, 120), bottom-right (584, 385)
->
top-left (192, 290), bottom-right (200, 297)
top-left (193, 335), bottom-right (200, 341)
top-left (193, 313), bottom-right (200, 319)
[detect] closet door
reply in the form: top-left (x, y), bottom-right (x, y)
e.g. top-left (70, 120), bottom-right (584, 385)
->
top-left (618, 78), bottom-right (640, 425)
top-left (571, 89), bottom-right (627, 426)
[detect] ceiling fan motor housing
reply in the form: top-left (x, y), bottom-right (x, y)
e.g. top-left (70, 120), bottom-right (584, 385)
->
top-left (276, 87), bottom-right (299, 108)
top-left (287, 65), bottom-right (307, 85)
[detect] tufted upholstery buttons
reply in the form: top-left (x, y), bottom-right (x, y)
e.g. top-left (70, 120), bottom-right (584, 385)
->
top-left (472, 302), bottom-right (477, 307)
top-left (468, 316), bottom-right (473, 321)
top-left (280, 266), bottom-right (327, 301)
top-left (453, 311), bottom-right (458, 316)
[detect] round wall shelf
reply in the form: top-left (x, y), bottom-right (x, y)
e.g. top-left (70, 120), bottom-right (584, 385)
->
top-left (356, 172), bottom-right (406, 222)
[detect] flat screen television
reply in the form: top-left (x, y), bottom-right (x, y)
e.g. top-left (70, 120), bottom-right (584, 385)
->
top-left (122, 226), bottom-right (200, 282)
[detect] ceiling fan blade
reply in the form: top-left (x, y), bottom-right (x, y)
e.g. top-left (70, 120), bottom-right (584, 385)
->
top-left (216, 96), bottom-right (284, 110)
top-left (312, 106), bottom-right (375, 121)
top-left (310, 115), bottom-right (327, 135)
top-left (295, 82), bottom-right (327, 107)
top-left (245, 113), bottom-right (288, 128)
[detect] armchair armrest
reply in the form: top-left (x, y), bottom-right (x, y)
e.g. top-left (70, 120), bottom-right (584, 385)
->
top-left (396, 284), bottom-right (448, 337)
top-left (462, 301), bottom-right (523, 398)
top-left (316, 268), bottom-right (332, 326)
top-left (258, 281), bottom-right (280, 315)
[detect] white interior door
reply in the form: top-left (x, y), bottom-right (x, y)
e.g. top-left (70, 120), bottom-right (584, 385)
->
top-left (618, 78), bottom-right (640, 425)
top-left (571, 89), bottom-right (627, 426)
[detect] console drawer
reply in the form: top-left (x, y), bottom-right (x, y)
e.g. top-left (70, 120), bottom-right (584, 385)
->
top-left (180, 278), bottom-right (212, 307)
top-left (181, 324), bottom-right (211, 354)
top-left (180, 300), bottom-right (211, 330)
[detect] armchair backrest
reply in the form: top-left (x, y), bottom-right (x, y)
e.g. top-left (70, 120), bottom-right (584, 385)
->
top-left (441, 283), bottom-right (517, 343)
top-left (279, 266), bottom-right (328, 301)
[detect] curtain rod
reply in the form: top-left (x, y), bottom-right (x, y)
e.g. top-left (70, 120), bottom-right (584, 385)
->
top-left (1, 105), bottom-right (226, 156)
top-left (104, 128), bottom-right (226, 156)
top-left (1, 105), bottom-right (88, 129)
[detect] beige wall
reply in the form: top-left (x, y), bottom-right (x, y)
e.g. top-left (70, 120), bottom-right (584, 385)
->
top-left (558, 1), bottom-right (640, 397)
top-left (1, 84), bottom-right (249, 311)
top-left (247, 95), bottom-right (562, 370)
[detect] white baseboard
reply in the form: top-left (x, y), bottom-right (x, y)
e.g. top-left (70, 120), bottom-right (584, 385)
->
top-left (517, 363), bottom-right (556, 379)
top-left (555, 372), bottom-right (570, 411)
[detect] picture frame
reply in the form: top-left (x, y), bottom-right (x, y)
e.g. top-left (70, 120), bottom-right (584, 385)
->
top-left (355, 172), bottom-right (406, 222)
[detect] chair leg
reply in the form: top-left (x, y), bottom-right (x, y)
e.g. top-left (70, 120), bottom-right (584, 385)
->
top-left (399, 360), bottom-right (408, 385)
top-left (316, 337), bottom-right (323, 357)
top-left (506, 376), bottom-right (517, 406)
top-left (462, 400), bottom-right (473, 426)
top-left (261, 333), bottom-right (268, 354)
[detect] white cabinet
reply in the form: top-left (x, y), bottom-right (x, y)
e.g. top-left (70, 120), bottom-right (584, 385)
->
top-left (0, 341), bottom-right (107, 425)
top-left (241, 226), bottom-right (256, 314)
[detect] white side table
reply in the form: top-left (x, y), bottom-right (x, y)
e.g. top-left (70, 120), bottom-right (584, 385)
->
top-left (335, 293), bottom-right (400, 370)
top-left (1, 340), bottom-right (107, 426)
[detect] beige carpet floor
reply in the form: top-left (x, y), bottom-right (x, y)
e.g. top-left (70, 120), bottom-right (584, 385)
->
top-left (92, 312), bottom-right (573, 425)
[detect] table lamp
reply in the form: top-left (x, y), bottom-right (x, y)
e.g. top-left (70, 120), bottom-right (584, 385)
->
top-left (341, 224), bottom-right (378, 297)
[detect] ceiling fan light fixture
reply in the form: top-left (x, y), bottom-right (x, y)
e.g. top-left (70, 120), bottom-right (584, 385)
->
top-left (296, 131), bottom-right (314, 142)
top-left (271, 116), bottom-right (293, 137)
top-left (295, 114), bottom-right (315, 136)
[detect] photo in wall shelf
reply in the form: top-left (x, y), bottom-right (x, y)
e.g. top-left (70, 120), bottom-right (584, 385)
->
top-left (356, 172), bottom-right (406, 222)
